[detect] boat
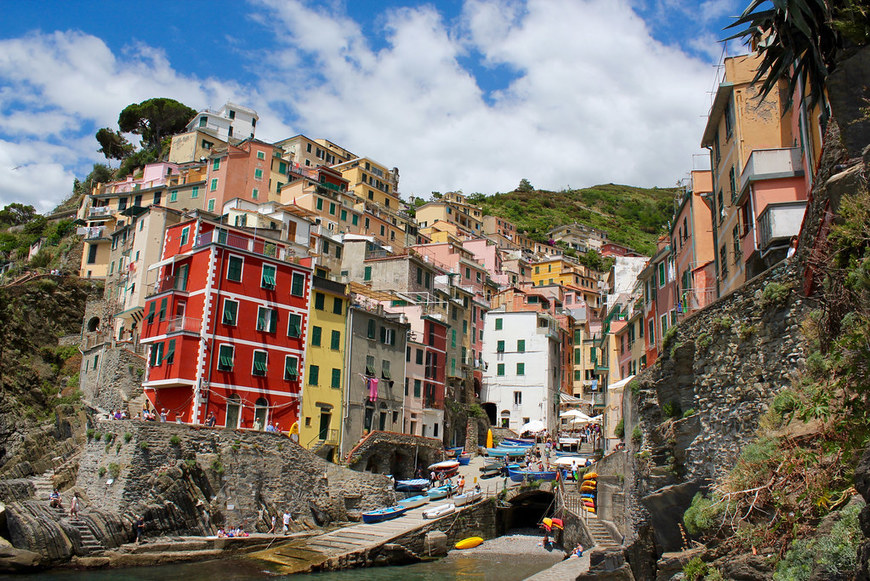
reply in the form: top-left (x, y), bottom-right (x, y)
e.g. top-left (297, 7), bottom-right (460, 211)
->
top-left (398, 495), bottom-right (429, 509)
top-left (455, 536), bottom-right (484, 550)
top-left (395, 478), bottom-right (430, 492)
top-left (457, 453), bottom-right (471, 466)
top-left (453, 489), bottom-right (482, 506)
top-left (507, 465), bottom-right (559, 483)
top-left (444, 446), bottom-right (464, 458)
top-left (423, 503), bottom-right (456, 519)
top-left (428, 460), bottom-right (460, 476)
top-left (484, 447), bottom-right (528, 458)
top-left (427, 484), bottom-right (456, 500)
top-left (361, 505), bottom-right (407, 524)
top-left (502, 437), bottom-right (535, 445)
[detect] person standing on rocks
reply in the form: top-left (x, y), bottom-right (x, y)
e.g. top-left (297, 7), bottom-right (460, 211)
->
top-left (282, 510), bottom-right (292, 535)
top-left (135, 515), bottom-right (145, 544)
top-left (269, 514), bottom-right (276, 533)
top-left (69, 492), bottom-right (79, 519)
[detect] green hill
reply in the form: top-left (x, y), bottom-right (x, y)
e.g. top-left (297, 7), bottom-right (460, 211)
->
top-left (474, 183), bottom-right (677, 256)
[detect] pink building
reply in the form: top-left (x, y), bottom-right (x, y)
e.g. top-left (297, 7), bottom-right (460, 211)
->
top-left (672, 170), bottom-right (716, 318)
top-left (204, 139), bottom-right (279, 213)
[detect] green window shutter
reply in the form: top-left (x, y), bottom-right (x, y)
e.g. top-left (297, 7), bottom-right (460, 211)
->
top-left (284, 356), bottom-right (298, 380)
top-left (155, 343), bottom-right (164, 365)
top-left (574, 329), bottom-right (582, 342)
top-left (517, 340), bottom-right (525, 353)
top-left (574, 370), bottom-right (582, 381)
top-left (175, 264), bottom-right (189, 291)
top-left (309, 365), bottom-right (319, 385)
top-left (191, 186), bottom-right (198, 198)
top-left (218, 346), bottom-right (233, 370)
top-left (316, 198), bottom-right (323, 210)
top-left (279, 161), bottom-right (287, 174)
top-left (367, 319), bottom-right (376, 339)
top-left (311, 326), bottom-right (322, 346)
top-left (331, 330), bottom-right (341, 350)
top-left (254, 169), bottom-right (263, 179)
top-left (497, 340), bottom-right (505, 352)
top-left (352, 214), bottom-right (358, 226)
top-left (333, 297), bottom-right (342, 315)
top-left (166, 340), bottom-right (176, 364)
top-left (228, 256), bottom-right (243, 281)
top-left (414, 379), bottom-right (421, 397)
top-left (451, 330), bottom-right (456, 348)
top-left (213, 159), bottom-right (220, 171)
top-left (516, 362), bottom-right (525, 375)
top-left (497, 363), bottom-right (505, 376)
top-left (159, 298), bottom-right (167, 321)
top-left (364, 266), bottom-right (372, 281)
top-left (341, 209), bottom-right (347, 221)
top-left (270, 309), bottom-right (279, 332)
top-left (223, 300), bottom-right (237, 325)
top-left (257, 307), bottom-right (267, 331)
top-left (574, 347), bottom-right (581, 360)
top-left (314, 292), bottom-right (325, 310)
top-left (262, 265), bottom-right (276, 289)
top-left (146, 301), bottom-right (155, 324)
top-left (329, 202), bottom-right (336, 215)
top-left (291, 273), bottom-right (305, 296)
top-left (253, 351), bottom-right (267, 375)
top-left (288, 314), bottom-right (302, 337)
top-left (331, 368), bottom-right (341, 388)
top-left (180, 226), bottom-right (188, 245)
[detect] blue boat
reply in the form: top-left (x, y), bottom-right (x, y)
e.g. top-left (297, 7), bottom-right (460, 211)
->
top-left (502, 438), bottom-right (535, 445)
top-left (395, 478), bottom-right (430, 492)
top-left (362, 505), bottom-right (408, 524)
top-left (507, 466), bottom-right (559, 483)
top-left (484, 447), bottom-right (529, 458)
top-left (427, 484), bottom-right (455, 500)
top-left (445, 446), bottom-right (464, 458)
top-left (457, 453), bottom-right (471, 466)
top-left (398, 495), bottom-right (429, 509)
top-left (498, 440), bottom-right (533, 448)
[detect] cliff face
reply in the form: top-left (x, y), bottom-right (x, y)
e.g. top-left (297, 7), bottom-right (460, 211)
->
top-left (3, 420), bottom-right (396, 564)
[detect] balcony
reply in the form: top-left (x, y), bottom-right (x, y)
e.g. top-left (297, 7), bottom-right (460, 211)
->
top-left (738, 148), bottom-right (804, 200)
top-left (77, 226), bottom-right (108, 240)
top-left (146, 274), bottom-right (190, 297)
top-left (591, 393), bottom-right (606, 406)
top-left (87, 206), bottom-right (115, 220)
top-left (166, 316), bottom-right (201, 334)
top-left (195, 228), bottom-right (296, 263)
top-left (758, 201), bottom-right (806, 251)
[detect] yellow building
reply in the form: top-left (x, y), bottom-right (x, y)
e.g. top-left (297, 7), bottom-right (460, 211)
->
top-left (415, 192), bottom-right (483, 239)
top-left (300, 275), bottom-right (349, 461)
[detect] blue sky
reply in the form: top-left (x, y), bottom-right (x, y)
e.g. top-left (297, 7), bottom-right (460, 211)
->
top-left (0, 0), bottom-right (750, 212)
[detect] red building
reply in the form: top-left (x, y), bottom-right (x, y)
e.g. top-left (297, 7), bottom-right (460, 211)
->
top-left (140, 214), bottom-right (311, 430)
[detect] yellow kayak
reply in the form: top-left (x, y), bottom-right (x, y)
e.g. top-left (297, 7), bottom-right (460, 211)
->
top-left (455, 536), bottom-right (484, 550)
top-left (583, 472), bottom-right (598, 480)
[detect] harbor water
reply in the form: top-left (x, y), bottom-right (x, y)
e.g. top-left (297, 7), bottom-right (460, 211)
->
top-left (0, 530), bottom-right (564, 581)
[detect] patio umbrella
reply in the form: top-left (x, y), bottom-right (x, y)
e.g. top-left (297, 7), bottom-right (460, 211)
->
top-left (521, 420), bottom-right (546, 434)
top-left (560, 409), bottom-right (592, 421)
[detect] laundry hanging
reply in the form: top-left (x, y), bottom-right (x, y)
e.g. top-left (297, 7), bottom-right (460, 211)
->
top-left (368, 377), bottom-right (379, 401)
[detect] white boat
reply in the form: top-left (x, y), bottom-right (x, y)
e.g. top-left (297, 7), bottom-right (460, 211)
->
top-left (398, 494), bottom-right (429, 509)
top-left (453, 489), bottom-right (482, 507)
top-left (423, 503), bottom-right (456, 519)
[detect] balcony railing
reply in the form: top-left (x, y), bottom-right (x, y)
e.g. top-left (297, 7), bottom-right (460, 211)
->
top-left (77, 226), bottom-right (108, 240)
top-left (146, 274), bottom-right (190, 296)
top-left (591, 393), bottom-right (606, 406)
top-left (166, 316), bottom-right (201, 334)
top-left (739, 148), bottom-right (803, 196)
top-left (87, 206), bottom-right (114, 218)
top-left (758, 201), bottom-right (806, 251)
top-left (196, 228), bottom-right (294, 263)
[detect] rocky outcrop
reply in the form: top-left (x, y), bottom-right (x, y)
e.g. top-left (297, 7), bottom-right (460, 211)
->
top-left (856, 445), bottom-right (870, 580)
top-left (345, 430), bottom-right (443, 478)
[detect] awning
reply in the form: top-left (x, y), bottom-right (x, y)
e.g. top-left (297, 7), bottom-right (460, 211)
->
top-left (608, 375), bottom-right (635, 390)
top-left (147, 255), bottom-right (184, 271)
top-left (115, 305), bottom-right (144, 323)
top-left (559, 392), bottom-right (585, 404)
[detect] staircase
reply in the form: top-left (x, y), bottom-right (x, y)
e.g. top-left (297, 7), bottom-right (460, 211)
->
top-left (583, 512), bottom-right (621, 550)
top-left (33, 471), bottom-right (104, 555)
top-left (31, 470), bottom-right (54, 502)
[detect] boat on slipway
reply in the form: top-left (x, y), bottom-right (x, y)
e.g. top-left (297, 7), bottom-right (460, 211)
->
top-left (398, 495), bottom-right (429, 509)
top-left (423, 503), bottom-right (456, 519)
top-left (361, 505), bottom-right (407, 524)
top-left (395, 478), bottom-right (430, 492)
top-left (507, 465), bottom-right (559, 483)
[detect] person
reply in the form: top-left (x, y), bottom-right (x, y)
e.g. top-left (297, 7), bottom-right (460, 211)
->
top-left (787, 236), bottom-right (798, 259)
top-left (269, 514), bottom-right (277, 534)
top-left (253, 418), bottom-right (262, 431)
top-left (206, 412), bottom-right (217, 428)
top-left (282, 510), bottom-right (292, 535)
top-left (69, 492), bottom-right (79, 519)
top-left (160, 408), bottom-right (168, 422)
top-left (134, 515), bottom-right (144, 544)
top-left (457, 475), bottom-right (465, 495)
top-left (572, 543), bottom-right (584, 557)
top-left (430, 470), bottom-right (436, 486)
top-left (49, 489), bottom-right (61, 509)
top-left (266, 422), bottom-right (277, 433)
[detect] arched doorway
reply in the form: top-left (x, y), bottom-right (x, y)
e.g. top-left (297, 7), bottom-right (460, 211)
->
top-left (482, 402), bottom-right (497, 425)
top-left (500, 410), bottom-right (511, 428)
top-left (254, 397), bottom-right (268, 430)
top-left (87, 317), bottom-right (100, 332)
top-left (226, 394), bottom-right (241, 429)
top-left (506, 490), bottom-right (556, 530)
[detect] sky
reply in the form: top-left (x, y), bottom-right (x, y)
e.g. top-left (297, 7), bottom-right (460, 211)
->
top-left (0, 0), bottom-right (751, 213)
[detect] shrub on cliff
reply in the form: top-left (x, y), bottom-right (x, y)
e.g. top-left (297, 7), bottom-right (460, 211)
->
top-left (683, 493), bottom-right (723, 536)
top-left (774, 502), bottom-right (862, 580)
top-left (615, 418), bottom-right (625, 439)
top-left (761, 282), bottom-right (791, 309)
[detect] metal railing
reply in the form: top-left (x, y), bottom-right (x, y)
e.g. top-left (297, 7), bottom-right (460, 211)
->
top-left (146, 274), bottom-right (189, 296)
top-left (195, 229), bottom-right (295, 263)
top-left (166, 316), bottom-right (201, 334)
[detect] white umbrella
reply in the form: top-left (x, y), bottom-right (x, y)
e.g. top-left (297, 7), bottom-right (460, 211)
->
top-left (521, 420), bottom-right (546, 434)
top-left (560, 409), bottom-right (592, 421)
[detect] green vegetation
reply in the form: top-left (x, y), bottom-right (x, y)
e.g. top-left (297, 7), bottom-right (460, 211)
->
top-left (628, 380), bottom-right (641, 396)
top-left (774, 502), bottom-right (863, 580)
top-left (682, 556), bottom-right (711, 581)
top-left (98, 466), bottom-right (106, 478)
top-left (662, 326), bottom-right (678, 354)
top-left (683, 493), bottom-right (724, 536)
top-left (185, 458), bottom-right (197, 469)
top-left (124, 432), bottom-right (133, 443)
top-left (211, 459), bottom-right (225, 474)
top-left (662, 401), bottom-right (682, 419)
top-left (710, 316), bottom-right (732, 333)
top-left (475, 183), bottom-right (676, 255)
top-left (631, 426), bottom-right (642, 443)
top-left (682, 408), bottom-right (696, 419)
top-left (735, 322), bottom-right (757, 341)
top-left (93, 432), bottom-right (102, 442)
top-left (615, 418), bottom-right (625, 439)
top-left (139, 442), bottom-right (149, 451)
top-left (86, 429), bottom-right (95, 441)
top-left (761, 282), bottom-right (791, 309)
top-left (169, 435), bottom-right (181, 446)
top-left (468, 403), bottom-right (486, 418)
top-left (108, 462), bottom-right (121, 479)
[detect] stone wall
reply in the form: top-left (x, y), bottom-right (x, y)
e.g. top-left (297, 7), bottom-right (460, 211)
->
top-left (79, 344), bottom-right (146, 414)
top-left (4, 420), bottom-right (396, 563)
top-left (346, 431), bottom-right (443, 479)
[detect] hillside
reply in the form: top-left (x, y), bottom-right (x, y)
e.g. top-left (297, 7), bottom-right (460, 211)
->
top-left (475, 183), bottom-right (676, 256)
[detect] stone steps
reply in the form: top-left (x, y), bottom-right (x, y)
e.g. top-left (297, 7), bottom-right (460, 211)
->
top-left (31, 470), bottom-right (54, 501)
top-left (46, 503), bottom-right (104, 554)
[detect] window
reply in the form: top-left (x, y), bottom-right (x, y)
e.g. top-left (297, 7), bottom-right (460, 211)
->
top-left (218, 345), bottom-right (234, 370)
top-left (574, 370), bottom-right (582, 381)
top-left (284, 356), bottom-right (299, 380)
top-left (287, 313), bottom-right (302, 337)
top-left (340, 209), bottom-right (347, 221)
top-left (165, 340), bottom-right (176, 365)
top-left (497, 340), bottom-right (505, 352)
top-left (495, 318), bottom-right (503, 330)
top-left (661, 314), bottom-right (669, 339)
top-left (729, 166), bottom-right (737, 202)
top-left (329, 202), bottom-right (336, 215)
top-left (170, 190), bottom-right (178, 202)
top-left (291, 272), bottom-right (305, 296)
top-left (191, 186), bottom-right (199, 198)
top-left (316, 198), bottom-right (323, 211)
top-left (252, 188), bottom-right (259, 200)
top-left (517, 340), bottom-right (525, 353)
top-left (252, 351), bottom-right (267, 375)
top-left (364, 266), bottom-right (372, 281)
top-left (208, 199), bottom-right (215, 212)
top-left (516, 362), bottom-right (525, 375)
top-left (451, 329), bottom-right (456, 348)
top-left (497, 363), bottom-right (505, 376)
top-left (333, 297), bottom-right (342, 315)
top-left (416, 349), bottom-right (423, 364)
top-left (87, 244), bottom-right (98, 264)
top-left (513, 391), bottom-right (522, 405)
top-left (254, 169), bottom-right (263, 179)
top-left (256, 306), bottom-right (278, 333)
top-left (414, 379), bottom-right (422, 397)
top-left (733, 226), bottom-right (741, 265)
top-left (257, 150), bottom-right (265, 160)
top-left (146, 301), bottom-right (155, 324)
top-left (331, 368), bottom-right (341, 388)
top-left (158, 298), bottom-right (167, 321)
top-left (227, 256), bottom-right (243, 281)
top-left (150, 342), bottom-right (164, 366)
top-left (330, 329), bottom-right (341, 350)
top-left (658, 262), bottom-right (666, 287)
top-left (311, 326), bottom-right (322, 346)
top-left (210, 178), bottom-right (218, 191)
top-left (380, 327), bottom-right (395, 345)
top-left (648, 319), bottom-right (655, 343)
top-left (352, 214), bottom-right (358, 226)
top-left (724, 97), bottom-right (735, 139)
top-left (366, 355), bottom-right (376, 375)
top-left (213, 159), bottom-right (220, 171)
top-left (720, 244), bottom-right (729, 279)
top-left (382, 360), bottom-right (391, 380)
top-left (249, 258), bottom-right (272, 288)
top-left (367, 319), bottom-right (376, 339)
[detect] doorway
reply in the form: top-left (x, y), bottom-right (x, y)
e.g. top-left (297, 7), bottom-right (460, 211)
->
top-left (254, 397), bottom-right (268, 430)
top-left (226, 394), bottom-right (241, 428)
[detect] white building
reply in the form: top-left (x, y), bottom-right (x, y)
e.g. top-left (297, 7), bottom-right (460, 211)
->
top-left (481, 310), bottom-right (561, 434)
top-left (185, 102), bottom-right (258, 142)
